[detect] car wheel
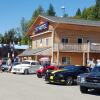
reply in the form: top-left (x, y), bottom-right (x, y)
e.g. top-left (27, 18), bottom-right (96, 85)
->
top-left (65, 76), bottom-right (73, 85)
top-left (37, 73), bottom-right (42, 78)
top-left (24, 69), bottom-right (29, 75)
top-left (80, 86), bottom-right (88, 93)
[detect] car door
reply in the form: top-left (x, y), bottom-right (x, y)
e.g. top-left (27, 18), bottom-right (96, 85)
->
top-left (30, 62), bottom-right (41, 73)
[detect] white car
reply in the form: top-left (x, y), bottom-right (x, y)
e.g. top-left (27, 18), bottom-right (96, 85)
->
top-left (11, 60), bottom-right (42, 74)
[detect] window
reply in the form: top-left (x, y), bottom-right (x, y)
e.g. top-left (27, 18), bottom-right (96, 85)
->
top-left (46, 38), bottom-right (48, 46)
top-left (61, 38), bottom-right (68, 44)
top-left (62, 57), bottom-right (70, 64)
top-left (78, 38), bottom-right (83, 44)
top-left (31, 62), bottom-right (36, 65)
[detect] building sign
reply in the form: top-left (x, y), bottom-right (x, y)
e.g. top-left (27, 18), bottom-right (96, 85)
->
top-left (35, 22), bottom-right (49, 34)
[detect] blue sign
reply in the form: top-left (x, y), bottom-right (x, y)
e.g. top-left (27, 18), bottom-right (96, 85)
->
top-left (35, 22), bottom-right (49, 33)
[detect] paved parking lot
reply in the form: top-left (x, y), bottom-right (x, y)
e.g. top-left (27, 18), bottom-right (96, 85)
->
top-left (0, 72), bottom-right (100, 100)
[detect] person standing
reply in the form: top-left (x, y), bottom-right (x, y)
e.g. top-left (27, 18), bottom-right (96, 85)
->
top-left (7, 57), bottom-right (12, 72)
top-left (0, 57), bottom-right (3, 72)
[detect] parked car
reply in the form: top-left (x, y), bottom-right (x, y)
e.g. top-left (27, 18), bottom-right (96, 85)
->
top-left (11, 60), bottom-right (42, 74)
top-left (36, 65), bottom-right (59, 78)
top-left (77, 66), bottom-right (100, 93)
top-left (45, 65), bottom-right (90, 85)
top-left (1, 60), bottom-right (8, 72)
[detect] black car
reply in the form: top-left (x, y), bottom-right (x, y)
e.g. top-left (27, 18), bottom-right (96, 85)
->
top-left (77, 66), bottom-right (100, 93)
top-left (45, 65), bottom-right (90, 85)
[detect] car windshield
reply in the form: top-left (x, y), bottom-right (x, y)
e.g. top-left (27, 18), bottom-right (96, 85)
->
top-left (91, 67), bottom-right (100, 72)
top-left (22, 61), bottom-right (30, 64)
top-left (63, 65), bottom-right (79, 71)
top-left (13, 62), bottom-right (21, 66)
top-left (2, 61), bottom-right (6, 65)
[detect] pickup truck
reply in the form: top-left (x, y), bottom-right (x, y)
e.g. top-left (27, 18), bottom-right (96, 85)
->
top-left (77, 66), bottom-right (100, 93)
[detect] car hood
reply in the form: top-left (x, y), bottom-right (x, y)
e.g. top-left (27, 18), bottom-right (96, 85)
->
top-left (51, 69), bottom-right (67, 74)
top-left (87, 72), bottom-right (100, 78)
top-left (79, 72), bottom-right (100, 78)
top-left (13, 64), bottom-right (30, 69)
top-left (2, 64), bottom-right (8, 68)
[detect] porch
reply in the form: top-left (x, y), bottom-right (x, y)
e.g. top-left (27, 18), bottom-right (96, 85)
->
top-left (54, 43), bottom-right (100, 53)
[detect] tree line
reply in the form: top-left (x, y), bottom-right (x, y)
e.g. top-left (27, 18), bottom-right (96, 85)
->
top-left (0, 0), bottom-right (100, 45)
top-left (74, 0), bottom-right (100, 20)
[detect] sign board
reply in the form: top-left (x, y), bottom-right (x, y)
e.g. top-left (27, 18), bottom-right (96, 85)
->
top-left (35, 22), bottom-right (49, 34)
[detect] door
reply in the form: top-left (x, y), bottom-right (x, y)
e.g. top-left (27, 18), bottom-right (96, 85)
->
top-left (30, 62), bottom-right (41, 73)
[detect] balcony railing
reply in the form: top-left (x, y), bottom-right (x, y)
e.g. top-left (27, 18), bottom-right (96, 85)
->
top-left (54, 43), bottom-right (100, 53)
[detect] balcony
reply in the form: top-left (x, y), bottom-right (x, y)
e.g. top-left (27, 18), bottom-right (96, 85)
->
top-left (54, 43), bottom-right (100, 53)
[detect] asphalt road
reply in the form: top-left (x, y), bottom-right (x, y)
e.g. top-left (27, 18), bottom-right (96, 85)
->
top-left (0, 72), bottom-right (100, 100)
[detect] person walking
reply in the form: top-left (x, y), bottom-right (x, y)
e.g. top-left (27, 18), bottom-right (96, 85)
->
top-left (0, 57), bottom-right (3, 72)
top-left (7, 57), bottom-right (12, 72)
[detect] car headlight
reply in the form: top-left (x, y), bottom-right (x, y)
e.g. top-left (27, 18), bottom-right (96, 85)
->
top-left (80, 77), bottom-right (86, 83)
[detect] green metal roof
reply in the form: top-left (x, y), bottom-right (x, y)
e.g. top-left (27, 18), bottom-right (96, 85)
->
top-left (40, 15), bottom-right (100, 27)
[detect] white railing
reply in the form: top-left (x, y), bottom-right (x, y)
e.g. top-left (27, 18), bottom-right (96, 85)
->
top-left (54, 43), bottom-right (100, 53)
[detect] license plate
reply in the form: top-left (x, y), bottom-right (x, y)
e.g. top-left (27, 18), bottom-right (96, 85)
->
top-left (50, 76), bottom-right (54, 80)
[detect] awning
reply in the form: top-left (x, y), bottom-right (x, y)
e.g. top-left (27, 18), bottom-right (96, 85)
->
top-left (19, 47), bottom-right (52, 57)
top-left (39, 57), bottom-right (50, 62)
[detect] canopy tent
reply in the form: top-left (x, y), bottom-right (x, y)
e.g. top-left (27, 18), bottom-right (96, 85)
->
top-left (39, 57), bottom-right (50, 62)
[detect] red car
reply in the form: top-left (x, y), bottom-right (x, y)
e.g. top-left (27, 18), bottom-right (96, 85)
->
top-left (36, 65), bottom-right (59, 78)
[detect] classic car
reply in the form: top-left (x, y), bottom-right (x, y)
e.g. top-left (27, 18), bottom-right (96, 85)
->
top-left (36, 65), bottom-right (59, 78)
top-left (45, 65), bottom-right (90, 85)
top-left (11, 60), bottom-right (42, 74)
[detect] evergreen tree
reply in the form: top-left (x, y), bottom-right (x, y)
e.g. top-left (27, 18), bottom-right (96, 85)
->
top-left (81, 8), bottom-right (87, 19)
top-left (32, 5), bottom-right (45, 18)
top-left (28, 5), bottom-right (45, 29)
top-left (46, 3), bottom-right (56, 16)
top-left (3, 29), bottom-right (17, 44)
top-left (0, 34), bottom-right (4, 44)
top-left (75, 8), bottom-right (81, 16)
top-left (94, 0), bottom-right (100, 20)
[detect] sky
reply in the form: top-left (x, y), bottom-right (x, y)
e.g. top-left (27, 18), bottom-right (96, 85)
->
top-left (0, 0), bottom-right (96, 34)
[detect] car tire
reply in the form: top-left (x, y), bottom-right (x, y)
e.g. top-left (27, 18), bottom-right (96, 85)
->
top-left (80, 86), bottom-right (88, 93)
top-left (65, 76), bottom-right (73, 85)
top-left (24, 69), bottom-right (29, 75)
top-left (37, 73), bottom-right (42, 78)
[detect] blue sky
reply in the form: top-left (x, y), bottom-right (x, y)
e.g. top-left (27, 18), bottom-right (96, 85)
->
top-left (0, 0), bottom-right (96, 34)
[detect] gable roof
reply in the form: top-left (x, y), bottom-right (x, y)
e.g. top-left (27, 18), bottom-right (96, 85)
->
top-left (39, 15), bottom-right (100, 27)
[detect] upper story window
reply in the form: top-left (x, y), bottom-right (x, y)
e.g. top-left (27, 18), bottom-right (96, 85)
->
top-left (61, 38), bottom-right (68, 44)
top-left (78, 38), bottom-right (83, 44)
top-left (46, 38), bottom-right (48, 46)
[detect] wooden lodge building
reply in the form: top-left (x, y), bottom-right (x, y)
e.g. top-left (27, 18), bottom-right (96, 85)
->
top-left (21, 15), bottom-right (100, 66)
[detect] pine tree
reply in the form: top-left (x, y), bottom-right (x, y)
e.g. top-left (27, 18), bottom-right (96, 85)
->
top-left (46, 3), bottom-right (56, 16)
top-left (95, 0), bottom-right (100, 20)
top-left (75, 8), bottom-right (81, 16)
top-left (32, 5), bottom-right (45, 18)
